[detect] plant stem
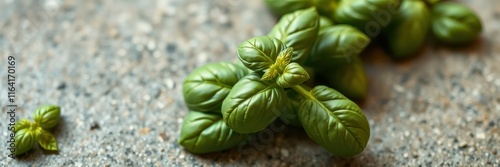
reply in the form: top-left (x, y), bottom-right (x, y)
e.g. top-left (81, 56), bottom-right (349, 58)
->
top-left (291, 85), bottom-right (314, 100)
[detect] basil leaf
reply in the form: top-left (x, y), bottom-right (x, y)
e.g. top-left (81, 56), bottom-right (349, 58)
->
top-left (385, 0), bottom-right (430, 59)
top-left (307, 25), bottom-right (370, 69)
top-left (38, 130), bottom-right (58, 151)
top-left (15, 128), bottom-right (37, 155)
top-left (431, 2), bottom-right (482, 45)
top-left (333, 0), bottom-right (402, 36)
top-left (269, 7), bottom-right (320, 64)
top-left (319, 16), bottom-right (334, 29)
top-left (179, 111), bottom-right (249, 154)
top-left (183, 62), bottom-right (249, 113)
top-left (237, 36), bottom-right (286, 71)
top-left (263, 0), bottom-right (314, 16)
top-left (222, 73), bottom-right (286, 133)
top-left (33, 105), bottom-right (60, 130)
top-left (319, 55), bottom-right (367, 100)
top-left (277, 62), bottom-right (310, 88)
top-left (298, 86), bottom-right (370, 157)
top-left (14, 119), bottom-right (31, 132)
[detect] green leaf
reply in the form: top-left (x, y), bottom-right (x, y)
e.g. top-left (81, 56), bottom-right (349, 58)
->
top-left (15, 128), bottom-right (37, 155)
top-left (237, 36), bottom-right (287, 71)
top-left (385, 0), bottom-right (430, 58)
top-left (319, 55), bottom-right (367, 100)
top-left (269, 7), bottom-right (320, 64)
top-left (333, 0), bottom-right (402, 36)
top-left (183, 62), bottom-right (249, 113)
top-left (14, 119), bottom-right (32, 132)
top-left (277, 63), bottom-right (310, 88)
top-left (307, 25), bottom-right (370, 69)
top-left (178, 111), bottom-right (249, 154)
top-left (263, 0), bottom-right (314, 16)
top-left (38, 130), bottom-right (58, 151)
top-left (222, 73), bottom-right (286, 133)
top-left (33, 105), bottom-right (60, 130)
top-left (319, 16), bottom-right (334, 29)
top-left (431, 2), bottom-right (482, 45)
top-left (297, 86), bottom-right (370, 157)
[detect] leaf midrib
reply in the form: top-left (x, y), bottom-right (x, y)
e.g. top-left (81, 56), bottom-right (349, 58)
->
top-left (307, 96), bottom-right (365, 149)
top-left (232, 83), bottom-right (280, 123)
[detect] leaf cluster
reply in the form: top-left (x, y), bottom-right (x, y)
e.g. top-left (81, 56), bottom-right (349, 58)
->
top-left (265, 0), bottom-right (482, 59)
top-left (180, 8), bottom-right (371, 157)
top-left (14, 105), bottom-right (61, 156)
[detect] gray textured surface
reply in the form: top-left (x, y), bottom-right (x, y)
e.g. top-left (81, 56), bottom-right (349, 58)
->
top-left (1, 0), bottom-right (500, 166)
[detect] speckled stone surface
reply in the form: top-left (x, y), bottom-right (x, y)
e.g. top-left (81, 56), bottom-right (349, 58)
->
top-left (1, 0), bottom-right (499, 166)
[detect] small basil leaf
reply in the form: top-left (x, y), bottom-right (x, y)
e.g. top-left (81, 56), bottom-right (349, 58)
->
top-left (15, 128), bottom-right (37, 155)
top-left (38, 130), bottom-right (58, 151)
top-left (183, 62), bottom-right (249, 113)
top-left (431, 2), bottom-right (482, 45)
top-left (298, 86), bottom-right (370, 157)
top-left (307, 25), bottom-right (370, 69)
top-left (319, 55), bottom-right (367, 100)
top-left (263, 0), bottom-right (314, 16)
top-left (14, 119), bottom-right (32, 132)
top-left (222, 73), bottom-right (286, 133)
top-left (385, 0), bottom-right (430, 58)
top-left (33, 105), bottom-right (60, 130)
top-left (319, 16), bottom-right (334, 29)
top-left (275, 47), bottom-right (293, 73)
top-left (237, 36), bottom-right (286, 71)
top-left (333, 0), bottom-right (402, 36)
top-left (277, 63), bottom-right (310, 88)
top-left (261, 47), bottom-right (293, 81)
top-left (179, 111), bottom-right (249, 154)
top-left (269, 7), bottom-right (320, 64)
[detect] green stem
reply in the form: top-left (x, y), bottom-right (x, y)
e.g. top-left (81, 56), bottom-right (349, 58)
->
top-left (291, 85), bottom-right (314, 100)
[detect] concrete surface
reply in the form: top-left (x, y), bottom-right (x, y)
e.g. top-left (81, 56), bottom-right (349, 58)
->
top-left (1, 0), bottom-right (499, 166)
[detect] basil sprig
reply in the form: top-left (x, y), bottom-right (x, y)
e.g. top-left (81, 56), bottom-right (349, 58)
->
top-left (180, 8), bottom-right (370, 157)
top-left (250, 0), bottom-right (484, 158)
top-left (14, 105), bottom-right (60, 155)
